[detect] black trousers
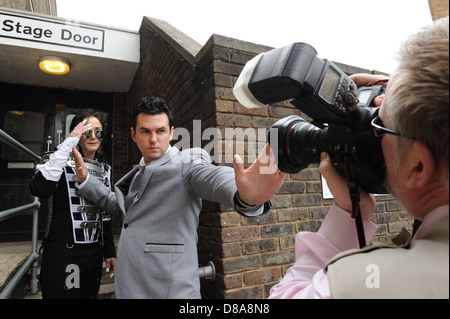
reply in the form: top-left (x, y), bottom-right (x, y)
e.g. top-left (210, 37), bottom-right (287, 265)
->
top-left (40, 240), bottom-right (103, 299)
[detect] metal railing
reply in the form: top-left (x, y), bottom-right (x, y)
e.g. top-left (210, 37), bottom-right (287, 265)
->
top-left (0, 129), bottom-right (41, 299)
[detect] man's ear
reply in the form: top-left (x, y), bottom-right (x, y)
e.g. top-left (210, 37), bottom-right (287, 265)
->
top-left (169, 126), bottom-right (174, 142)
top-left (405, 141), bottom-right (436, 189)
top-left (131, 127), bottom-right (136, 143)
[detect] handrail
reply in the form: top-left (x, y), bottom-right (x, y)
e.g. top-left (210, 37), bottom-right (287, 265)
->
top-left (0, 201), bottom-right (40, 222)
top-left (0, 198), bottom-right (40, 299)
top-left (0, 129), bottom-right (41, 161)
top-left (0, 129), bottom-right (41, 299)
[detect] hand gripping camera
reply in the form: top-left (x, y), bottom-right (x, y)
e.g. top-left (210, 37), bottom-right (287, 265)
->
top-left (233, 42), bottom-right (387, 194)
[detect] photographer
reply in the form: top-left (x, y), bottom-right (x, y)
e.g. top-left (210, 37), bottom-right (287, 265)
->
top-left (269, 16), bottom-right (449, 299)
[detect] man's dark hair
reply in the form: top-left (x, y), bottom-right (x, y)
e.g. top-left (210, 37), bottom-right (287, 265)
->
top-left (70, 108), bottom-right (106, 132)
top-left (132, 97), bottom-right (174, 130)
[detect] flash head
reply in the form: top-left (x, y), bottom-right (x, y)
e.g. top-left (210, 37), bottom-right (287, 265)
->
top-left (233, 53), bottom-right (267, 108)
top-left (233, 43), bottom-right (319, 109)
top-left (233, 42), bottom-right (362, 124)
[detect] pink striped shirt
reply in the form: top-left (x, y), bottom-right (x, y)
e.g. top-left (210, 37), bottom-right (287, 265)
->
top-left (269, 204), bottom-right (449, 298)
top-left (269, 205), bottom-right (378, 299)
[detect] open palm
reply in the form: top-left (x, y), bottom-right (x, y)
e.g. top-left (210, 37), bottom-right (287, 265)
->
top-left (233, 144), bottom-right (286, 205)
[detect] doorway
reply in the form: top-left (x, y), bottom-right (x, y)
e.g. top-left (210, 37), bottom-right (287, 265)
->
top-left (0, 83), bottom-right (113, 242)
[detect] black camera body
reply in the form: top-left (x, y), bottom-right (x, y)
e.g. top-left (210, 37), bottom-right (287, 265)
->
top-left (233, 42), bottom-right (387, 194)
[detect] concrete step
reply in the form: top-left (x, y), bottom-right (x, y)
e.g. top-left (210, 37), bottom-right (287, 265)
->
top-left (1, 239), bottom-right (117, 299)
top-left (23, 281), bottom-right (115, 299)
top-left (23, 261), bottom-right (116, 299)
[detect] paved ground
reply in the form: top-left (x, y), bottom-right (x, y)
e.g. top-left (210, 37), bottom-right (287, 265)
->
top-left (0, 240), bottom-right (115, 299)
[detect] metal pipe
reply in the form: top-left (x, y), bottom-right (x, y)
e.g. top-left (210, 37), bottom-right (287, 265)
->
top-left (0, 130), bottom-right (42, 298)
top-left (0, 198), bottom-right (41, 297)
top-left (198, 261), bottom-right (216, 281)
top-left (0, 129), bottom-right (41, 161)
top-left (29, 197), bottom-right (40, 294)
top-left (0, 200), bottom-right (40, 222)
top-left (0, 252), bottom-right (38, 299)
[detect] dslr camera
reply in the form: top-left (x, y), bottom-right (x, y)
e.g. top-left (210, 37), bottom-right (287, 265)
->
top-left (233, 42), bottom-right (387, 194)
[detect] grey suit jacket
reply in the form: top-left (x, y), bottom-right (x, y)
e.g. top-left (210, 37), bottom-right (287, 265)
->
top-left (77, 147), bottom-right (241, 298)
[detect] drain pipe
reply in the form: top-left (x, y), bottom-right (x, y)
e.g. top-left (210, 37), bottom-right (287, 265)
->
top-left (198, 261), bottom-right (215, 281)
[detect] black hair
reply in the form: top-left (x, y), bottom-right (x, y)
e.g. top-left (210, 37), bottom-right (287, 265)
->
top-left (70, 108), bottom-right (106, 132)
top-left (69, 108), bottom-right (106, 160)
top-left (132, 97), bottom-right (174, 130)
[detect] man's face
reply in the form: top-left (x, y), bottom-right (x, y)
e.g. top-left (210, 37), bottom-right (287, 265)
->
top-left (131, 113), bottom-right (173, 164)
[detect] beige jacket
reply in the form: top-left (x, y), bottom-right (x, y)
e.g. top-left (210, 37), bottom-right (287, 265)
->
top-left (325, 214), bottom-right (449, 299)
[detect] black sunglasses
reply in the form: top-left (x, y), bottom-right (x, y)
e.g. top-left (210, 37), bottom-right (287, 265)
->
top-left (82, 128), bottom-right (105, 140)
top-left (371, 115), bottom-right (416, 140)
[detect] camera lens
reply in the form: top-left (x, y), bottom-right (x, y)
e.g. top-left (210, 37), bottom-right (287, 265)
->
top-left (269, 115), bottom-right (328, 174)
top-left (269, 113), bottom-right (388, 194)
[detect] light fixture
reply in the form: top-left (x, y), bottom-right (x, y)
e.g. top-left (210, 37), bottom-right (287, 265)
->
top-left (39, 56), bottom-right (71, 75)
top-left (9, 111), bottom-right (25, 115)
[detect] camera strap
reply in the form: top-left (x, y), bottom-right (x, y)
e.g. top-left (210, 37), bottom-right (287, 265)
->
top-left (344, 155), bottom-right (367, 248)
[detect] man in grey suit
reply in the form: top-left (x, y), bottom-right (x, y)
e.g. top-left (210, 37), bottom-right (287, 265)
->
top-left (73, 97), bottom-right (285, 298)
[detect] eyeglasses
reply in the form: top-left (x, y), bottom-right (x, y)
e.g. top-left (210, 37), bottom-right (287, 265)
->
top-left (371, 115), bottom-right (416, 140)
top-left (82, 128), bottom-right (105, 140)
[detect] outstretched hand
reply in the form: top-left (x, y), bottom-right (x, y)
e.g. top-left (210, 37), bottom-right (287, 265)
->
top-left (233, 144), bottom-right (286, 206)
top-left (72, 146), bottom-right (88, 183)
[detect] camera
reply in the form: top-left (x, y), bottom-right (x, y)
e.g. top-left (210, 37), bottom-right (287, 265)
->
top-left (233, 42), bottom-right (387, 194)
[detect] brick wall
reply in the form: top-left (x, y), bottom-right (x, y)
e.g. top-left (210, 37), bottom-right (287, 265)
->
top-left (126, 18), bottom-right (413, 299)
top-left (428, 0), bottom-right (449, 20)
top-left (0, 0), bottom-right (57, 15)
top-left (110, 92), bottom-right (129, 232)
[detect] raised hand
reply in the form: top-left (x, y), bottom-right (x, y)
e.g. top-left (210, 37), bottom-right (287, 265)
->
top-left (233, 144), bottom-right (286, 206)
top-left (319, 152), bottom-right (376, 222)
top-left (70, 119), bottom-right (92, 139)
top-left (72, 146), bottom-right (88, 183)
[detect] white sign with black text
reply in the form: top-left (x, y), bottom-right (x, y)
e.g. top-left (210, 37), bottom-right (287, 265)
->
top-left (0, 11), bottom-right (104, 51)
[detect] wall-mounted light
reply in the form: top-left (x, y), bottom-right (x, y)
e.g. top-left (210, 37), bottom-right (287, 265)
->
top-left (39, 56), bottom-right (71, 75)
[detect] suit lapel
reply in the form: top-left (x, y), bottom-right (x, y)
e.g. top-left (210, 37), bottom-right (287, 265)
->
top-left (122, 148), bottom-right (178, 208)
top-left (137, 149), bottom-right (174, 195)
top-left (115, 166), bottom-right (139, 214)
